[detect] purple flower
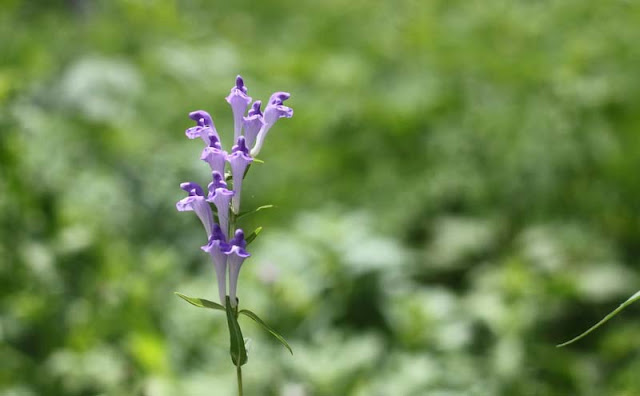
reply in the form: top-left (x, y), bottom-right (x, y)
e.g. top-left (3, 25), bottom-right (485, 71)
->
top-left (242, 101), bottom-right (265, 149)
top-left (200, 135), bottom-right (227, 176)
top-left (207, 171), bottom-right (234, 239)
top-left (227, 136), bottom-right (253, 214)
top-left (201, 224), bottom-right (230, 305)
top-left (225, 75), bottom-right (252, 143)
top-left (224, 229), bottom-right (251, 307)
top-left (176, 182), bottom-right (215, 238)
top-left (180, 76), bottom-right (293, 307)
top-left (186, 110), bottom-right (219, 145)
top-left (250, 92), bottom-right (293, 157)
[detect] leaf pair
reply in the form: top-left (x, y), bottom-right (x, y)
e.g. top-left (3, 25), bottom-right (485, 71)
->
top-left (175, 293), bottom-right (293, 361)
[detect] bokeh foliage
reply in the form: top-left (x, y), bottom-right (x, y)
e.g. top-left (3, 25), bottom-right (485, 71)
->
top-left (2, 0), bottom-right (640, 395)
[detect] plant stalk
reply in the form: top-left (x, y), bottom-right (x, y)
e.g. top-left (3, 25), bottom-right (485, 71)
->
top-left (236, 364), bottom-right (243, 396)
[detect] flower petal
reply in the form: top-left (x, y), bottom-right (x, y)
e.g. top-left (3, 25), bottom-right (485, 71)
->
top-left (243, 101), bottom-right (264, 149)
top-left (207, 171), bottom-right (234, 239)
top-left (177, 182), bottom-right (214, 238)
top-left (225, 75), bottom-right (252, 143)
top-left (227, 137), bottom-right (253, 214)
top-left (250, 92), bottom-right (293, 157)
top-left (202, 225), bottom-right (230, 305)
top-left (187, 110), bottom-right (219, 144)
top-left (200, 135), bottom-right (227, 175)
top-left (225, 229), bottom-right (251, 307)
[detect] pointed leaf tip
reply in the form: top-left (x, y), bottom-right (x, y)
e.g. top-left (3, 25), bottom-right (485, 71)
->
top-left (245, 227), bottom-right (263, 246)
top-left (557, 290), bottom-right (640, 347)
top-left (175, 292), bottom-right (226, 312)
top-left (237, 205), bottom-right (275, 219)
top-left (239, 309), bottom-right (293, 355)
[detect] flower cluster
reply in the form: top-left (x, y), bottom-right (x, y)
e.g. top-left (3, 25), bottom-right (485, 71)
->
top-left (177, 76), bottom-right (293, 307)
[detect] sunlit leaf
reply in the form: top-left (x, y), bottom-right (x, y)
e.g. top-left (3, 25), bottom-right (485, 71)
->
top-left (245, 227), bottom-right (262, 246)
top-left (174, 292), bottom-right (225, 312)
top-left (239, 309), bottom-right (293, 355)
top-left (557, 290), bottom-right (640, 347)
top-left (237, 205), bottom-right (275, 219)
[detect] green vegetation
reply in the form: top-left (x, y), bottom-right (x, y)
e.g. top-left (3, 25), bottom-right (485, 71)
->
top-left (2, 1), bottom-right (640, 395)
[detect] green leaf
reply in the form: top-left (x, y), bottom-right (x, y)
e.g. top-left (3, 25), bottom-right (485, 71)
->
top-left (245, 227), bottom-right (262, 246)
top-left (252, 158), bottom-right (265, 164)
top-left (174, 292), bottom-right (225, 312)
top-left (243, 165), bottom-right (251, 179)
top-left (226, 297), bottom-right (248, 366)
top-left (237, 205), bottom-right (275, 219)
top-left (557, 290), bottom-right (640, 347)
top-left (239, 309), bottom-right (293, 355)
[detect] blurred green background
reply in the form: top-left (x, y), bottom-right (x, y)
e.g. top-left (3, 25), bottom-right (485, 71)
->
top-left (2, 0), bottom-right (640, 395)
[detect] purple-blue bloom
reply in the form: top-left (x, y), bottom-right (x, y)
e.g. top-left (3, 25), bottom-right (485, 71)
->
top-left (207, 171), bottom-right (234, 239)
top-left (179, 75), bottom-right (293, 308)
top-left (250, 92), bottom-right (293, 157)
top-left (242, 101), bottom-right (264, 149)
top-left (201, 135), bottom-right (227, 176)
top-left (225, 76), bottom-right (252, 143)
top-left (176, 182), bottom-right (215, 238)
top-left (225, 229), bottom-right (251, 307)
top-left (227, 136), bottom-right (253, 214)
top-left (201, 224), bottom-right (230, 305)
top-left (186, 110), bottom-right (219, 145)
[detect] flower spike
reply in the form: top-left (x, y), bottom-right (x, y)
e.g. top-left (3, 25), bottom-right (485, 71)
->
top-left (176, 182), bottom-right (215, 238)
top-left (180, 76), bottom-right (293, 317)
top-left (201, 224), bottom-right (230, 305)
top-left (250, 92), bottom-right (293, 157)
top-left (186, 110), bottom-right (219, 145)
top-left (201, 135), bottom-right (228, 176)
top-left (225, 75), bottom-right (252, 143)
top-left (243, 101), bottom-right (264, 149)
top-left (207, 171), bottom-right (234, 238)
top-left (224, 229), bottom-right (251, 307)
top-left (227, 136), bottom-right (253, 214)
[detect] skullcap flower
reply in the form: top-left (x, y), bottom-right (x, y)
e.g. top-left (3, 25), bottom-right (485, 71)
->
top-left (201, 224), bottom-right (230, 305)
top-left (250, 92), bottom-right (293, 157)
top-left (207, 171), bottom-right (234, 239)
top-left (242, 101), bottom-right (264, 149)
top-left (201, 135), bottom-right (227, 176)
top-left (176, 182), bottom-right (215, 238)
top-left (225, 75), bottom-right (252, 143)
top-left (186, 110), bottom-right (219, 145)
top-left (227, 136), bottom-right (253, 214)
top-left (224, 229), bottom-right (251, 307)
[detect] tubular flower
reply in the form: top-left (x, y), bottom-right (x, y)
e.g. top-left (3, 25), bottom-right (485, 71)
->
top-left (224, 229), bottom-right (251, 307)
top-left (227, 136), bottom-right (253, 214)
top-left (201, 224), bottom-right (230, 305)
top-left (186, 110), bottom-right (218, 145)
top-left (176, 182), bottom-right (215, 238)
top-left (225, 75), bottom-right (252, 143)
top-left (201, 134), bottom-right (227, 176)
top-left (179, 75), bottom-right (293, 310)
top-left (242, 101), bottom-right (264, 149)
top-left (250, 92), bottom-right (293, 157)
top-left (207, 171), bottom-right (234, 239)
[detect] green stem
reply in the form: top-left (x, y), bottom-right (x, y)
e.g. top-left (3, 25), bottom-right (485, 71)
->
top-left (236, 365), bottom-right (243, 396)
